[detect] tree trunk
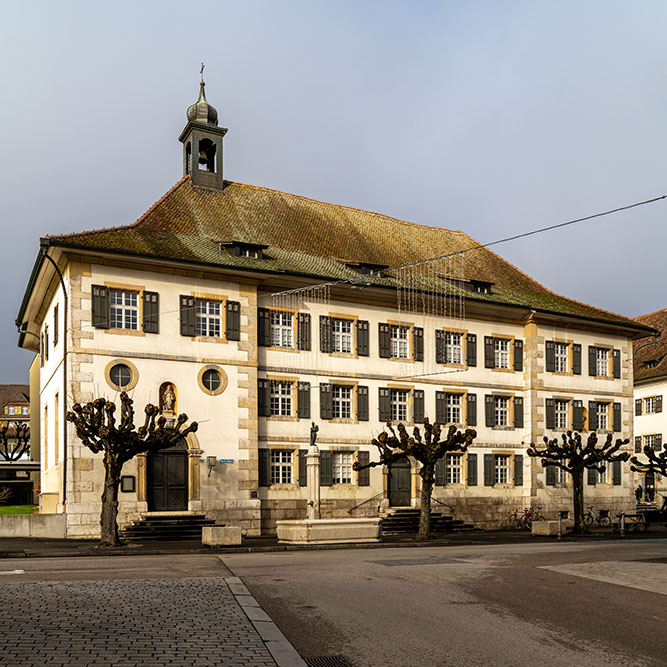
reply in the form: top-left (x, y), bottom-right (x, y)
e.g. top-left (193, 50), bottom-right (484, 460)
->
top-left (100, 458), bottom-right (122, 547)
top-left (417, 466), bottom-right (434, 541)
top-left (571, 467), bottom-right (588, 535)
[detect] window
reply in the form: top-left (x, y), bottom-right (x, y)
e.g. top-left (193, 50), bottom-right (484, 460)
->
top-left (644, 397), bottom-right (656, 414)
top-left (332, 452), bottom-right (353, 484)
top-left (555, 466), bottom-right (569, 484)
top-left (555, 399), bottom-right (569, 429)
top-left (332, 386), bottom-right (352, 419)
top-left (446, 393), bottom-right (461, 424)
top-left (646, 360), bottom-right (659, 369)
top-left (239, 247), bottom-right (258, 258)
top-left (195, 299), bottom-right (221, 337)
top-left (595, 348), bottom-right (609, 377)
top-left (270, 311), bottom-right (293, 348)
top-left (644, 434), bottom-right (659, 450)
top-left (494, 397), bottom-right (509, 427)
top-left (390, 389), bottom-right (408, 421)
top-left (332, 319), bottom-right (353, 353)
top-left (494, 339), bottom-right (510, 369)
top-left (109, 363), bottom-right (133, 389)
top-left (44, 326), bottom-right (49, 361)
top-left (554, 342), bottom-right (568, 373)
top-left (201, 369), bottom-right (221, 392)
top-left (494, 455), bottom-right (510, 484)
top-left (446, 454), bottom-right (462, 484)
top-left (7, 407), bottom-right (15, 415)
top-left (198, 365), bottom-right (227, 396)
top-left (270, 450), bottom-right (293, 484)
top-left (596, 403), bottom-right (608, 431)
top-left (53, 304), bottom-right (59, 346)
top-left (270, 381), bottom-right (292, 416)
top-left (445, 332), bottom-right (462, 364)
top-left (596, 467), bottom-right (607, 484)
top-left (21, 407), bottom-right (29, 415)
top-left (110, 290), bottom-right (139, 330)
top-left (390, 325), bottom-right (409, 359)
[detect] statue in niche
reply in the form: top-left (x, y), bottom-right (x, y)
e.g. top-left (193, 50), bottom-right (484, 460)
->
top-left (161, 384), bottom-right (176, 414)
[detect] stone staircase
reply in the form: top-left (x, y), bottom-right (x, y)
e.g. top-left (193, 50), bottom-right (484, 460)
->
top-left (119, 512), bottom-right (217, 542)
top-left (380, 507), bottom-right (477, 535)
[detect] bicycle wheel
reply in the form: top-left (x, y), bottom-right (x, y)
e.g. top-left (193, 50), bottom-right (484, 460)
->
top-left (600, 516), bottom-right (611, 527)
top-left (525, 518), bottom-right (533, 530)
top-left (514, 518), bottom-right (524, 530)
top-left (583, 513), bottom-right (594, 527)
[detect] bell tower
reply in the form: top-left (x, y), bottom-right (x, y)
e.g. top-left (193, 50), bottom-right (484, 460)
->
top-left (178, 65), bottom-right (228, 190)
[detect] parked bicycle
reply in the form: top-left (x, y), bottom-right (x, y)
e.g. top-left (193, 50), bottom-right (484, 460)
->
top-left (510, 506), bottom-right (546, 530)
top-left (583, 506), bottom-right (611, 527)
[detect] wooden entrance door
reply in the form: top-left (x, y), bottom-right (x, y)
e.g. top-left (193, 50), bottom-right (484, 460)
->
top-left (388, 458), bottom-right (411, 507)
top-left (147, 442), bottom-right (188, 511)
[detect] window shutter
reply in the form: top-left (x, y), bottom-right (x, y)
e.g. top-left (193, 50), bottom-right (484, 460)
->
top-left (298, 450), bottom-right (307, 486)
top-left (92, 285), bottom-right (109, 329)
top-left (357, 451), bottom-right (370, 486)
top-left (320, 451), bottom-right (332, 486)
top-left (356, 320), bottom-right (369, 356)
top-left (545, 398), bottom-right (555, 430)
top-left (588, 346), bottom-right (596, 376)
top-left (257, 307), bottom-right (271, 346)
top-left (180, 296), bottom-right (196, 336)
top-left (320, 384), bottom-right (332, 420)
top-left (573, 400), bottom-right (584, 431)
top-left (635, 399), bottom-right (642, 416)
top-left (259, 449), bottom-right (270, 486)
top-left (513, 397), bottom-right (524, 429)
top-left (319, 315), bottom-right (332, 353)
top-left (546, 464), bottom-right (556, 486)
top-left (484, 336), bottom-right (495, 368)
top-left (613, 402), bottom-right (621, 432)
top-left (435, 330), bottom-right (445, 364)
top-left (483, 454), bottom-right (494, 486)
top-left (545, 341), bottom-right (555, 372)
top-left (142, 291), bottom-right (160, 334)
top-left (513, 340), bottom-right (523, 372)
top-left (635, 436), bottom-right (642, 453)
top-left (572, 344), bottom-right (582, 375)
top-left (378, 388), bottom-right (391, 422)
top-left (658, 434), bottom-right (663, 450)
top-left (435, 391), bottom-right (446, 424)
top-left (612, 349), bottom-right (621, 379)
top-left (657, 395), bottom-right (663, 413)
top-left (378, 323), bottom-right (391, 358)
top-left (588, 401), bottom-right (598, 430)
top-left (466, 333), bottom-right (477, 367)
top-left (413, 389), bottom-right (425, 424)
top-left (613, 460), bottom-right (622, 486)
top-left (297, 313), bottom-right (311, 351)
top-left (258, 379), bottom-right (270, 417)
top-left (466, 393), bottom-right (477, 427)
top-left (225, 300), bottom-right (240, 340)
top-left (514, 455), bottom-right (523, 486)
top-left (297, 382), bottom-right (311, 419)
top-left (587, 467), bottom-right (597, 485)
top-left (435, 456), bottom-right (445, 486)
top-left (413, 327), bottom-right (424, 362)
top-left (467, 453), bottom-right (478, 486)
top-left (485, 395), bottom-right (495, 428)
top-left (357, 386), bottom-right (369, 422)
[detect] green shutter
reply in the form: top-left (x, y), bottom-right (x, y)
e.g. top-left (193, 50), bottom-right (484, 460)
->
top-left (587, 467), bottom-right (597, 485)
top-left (513, 340), bottom-right (523, 372)
top-left (297, 313), bottom-right (311, 350)
top-left (513, 397), bottom-right (524, 428)
top-left (142, 291), bottom-right (159, 334)
top-left (635, 399), bottom-right (642, 416)
top-left (484, 336), bottom-right (494, 368)
top-left (357, 386), bottom-right (369, 421)
top-left (435, 456), bottom-right (445, 486)
top-left (378, 323), bottom-right (391, 358)
top-left (612, 349), bottom-right (621, 379)
top-left (545, 398), bottom-right (555, 430)
top-left (613, 402), bottom-right (621, 432)
top-left (413, 327), bottom-right (424, 362)
top-left (466, 333), bottom-right (477, 367)
top-left (588, 401), bottom-right (598, 430)
top-left (179, 296), bottom-right (196, 336)
top-left (573, 400), bottom-right (584, 431)
top-left (545, 341), bottom-right (555, 372)
top-left (572, 344), bottom-right (582, 375)
top-left (613, 460), bottom-right (622, 486)
top-left (225, 300), bottom-right (240, 341)
top-left (635, 436), bottom-right (642, 453)
top-left (356, 320), bottom-right (369, 356)
top-left (258, 379), bottom-right (270, 417)
top-left (320, 316), bottom-right (332, 353)
top-left (466, 393), bottom-right (477, 426)
top-left (92, 285), bottom-right (109, 329)
top-left (257, 308), bottom-right (271, 346)
top-left (259, 449), bottom-right (270, 486)
top-left (546, 464), bottom-right (556, 486)
top-left (298, 450), bottom-right (307, 486)
top-left (514, 455), bottom-right (523, 486)
top-left (657, 396), bottom-right (663, 413)
top-left (588, 346), bottom-right (597, 376)
top-left (435, 330), bottom-right (445, 364)
top-left (357, 451), bottom-right (370, 486)
top-left (467, 452), bottom-right (477, 486)
top-left (320, 451), bottom-right (332, 486)
top-left (483, 453), bottom-right (494, 486)
top-left (297, 382), bottom-right (311, 419)
top-left (379, 388), bottom-right (391, 422)
top-left (320, 383), bottom-right (332, 420)
top-left (485, 395), bottom-right (495, 428)
top-left (435, 391), bottom-right (446, 424)
top-left (413, 390), bottom-right (424, 424)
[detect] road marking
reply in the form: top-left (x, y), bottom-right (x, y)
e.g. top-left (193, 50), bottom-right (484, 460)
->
top-left (0, 570), bottom-right (25, 575)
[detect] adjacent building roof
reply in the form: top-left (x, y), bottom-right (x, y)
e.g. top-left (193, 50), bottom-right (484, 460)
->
top-left (633, 309), bottom-right (667, 382)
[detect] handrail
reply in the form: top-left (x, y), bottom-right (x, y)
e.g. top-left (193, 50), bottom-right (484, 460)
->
top-left (431, 497), bottom-right (455, 513)
top-left (348, 490), bottom-right (386, 514)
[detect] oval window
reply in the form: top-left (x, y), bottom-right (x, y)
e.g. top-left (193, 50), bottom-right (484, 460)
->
top-left (202, 368), bottom-right (221, 392)
top-left (109, 363), bottom-right (132, 389)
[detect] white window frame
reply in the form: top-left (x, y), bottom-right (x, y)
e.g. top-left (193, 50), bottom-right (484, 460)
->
top-left (390, 325), bottom-right (410, 359)
top-left (555, 466), bottom-right (569, 485)
top-left (596, 403), bottom-right (609, 431)
top-left (554, 342), bottom-right (568, 373)
top-left (494, 396), bottom-right (509, 427)
top-left (332, 451), bottom-right (354, 484)
top-left (644, 397), bottom-right (656, 415)
top-left (444, 332), bottom-right (462, 364)
top-left (494, 338), bottom-right (510, 369)
top-left (644, 434), bottom-right (659, 450)
top-left (446, 454), bottom-right (462, 484)
top-left (595, 347), bottom-right (609, 377)
top-left (110, 289), bottom-right (139, 331)
top-left (494, 454), bottom-right (510, 484)
top-left (270, 450), bottom-right (293, 484)
top-left (195, 299), bottom-right (221, 338)
top-left (445, 393), bottom-right (461, 424)
top-left (332, 318), bottom-right (353, 354)
top-left (597, 467), bottom-right (607, 484)
top-left (555, 399), bottom-right (569, 429)
top-left (332, 386), bottom-right (353, 419)
top-left (270, 381), bottom-right (293, 416)
top-left (390, 389), bottom-right (409, 421)
top-left (270, 310), bottom-right (294, 348)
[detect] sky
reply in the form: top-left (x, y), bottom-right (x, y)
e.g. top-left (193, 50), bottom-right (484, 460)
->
top-left (1, 0), bottom-right (667, 382)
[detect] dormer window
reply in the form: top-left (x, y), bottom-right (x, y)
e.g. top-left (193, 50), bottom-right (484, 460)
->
top-left (645, 359), bottom-right (659, 369)
top-left (469, 280), bottom-right (493, 294)
top-left (345, 262), bottom-right (388, 277)
top-left (219, 241), bottom-right (267, 259)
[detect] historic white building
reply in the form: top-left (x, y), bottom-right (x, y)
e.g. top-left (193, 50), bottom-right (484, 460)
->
top-left (16, 82), bottom-right (655, 538)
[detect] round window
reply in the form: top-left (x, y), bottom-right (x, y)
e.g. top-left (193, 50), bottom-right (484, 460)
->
top-left (202, 369), bottom-right (221, 392)
top-left (109, 363), bottom-right (132, 389)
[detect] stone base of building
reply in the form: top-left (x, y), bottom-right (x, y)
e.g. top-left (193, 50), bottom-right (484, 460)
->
top-left (276, 518), bottom-right (381, 544)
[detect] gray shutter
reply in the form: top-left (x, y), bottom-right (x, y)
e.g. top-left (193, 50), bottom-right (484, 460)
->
top-left (613, 402), bottom-right (621, 432)
top-left (259, 449), bottom-right (270, 486)
top-left (297, 313), bottom-right (311, 350)
top-left (357, 451), bottom-right (370, 486)
top-left (657, 395), bottom-right (663, 413)
top-left (588, 401), bottom-right (598, 430)
top-left (257, 307), bottom-right (271, 346)
top-left (297, 382), bottom-right (311, 419)
top-left (357, 386), bottom-right (369, 421)
top-left (435, 391), bottom-right (446, 424)
top-left (572, 344), bottom-right (582, 375)
top-left (356, 320), bottom-right (369, 356)
top-left (613, 460), bottom-right (622, 486)
top-left (485, 395), bottom-right (495, 428)
top-left (298, 450), bottom-right (307, 486)
top-left (587, 467), bottom-right (597, 485)
top-left (435, 330), bottom-right (445, 364)
top-left (320, 451), bottom-right (332, 486)
top-left (513, 340), bottom-right (523, 372)
top-left (378, 323), bottom-right (391, 358)
top-left (378, 388), bottom-right (391, 422)
top-left (635, 436), bottom-right (642, 453)
top-left (484, 336), bottom-right (495, 368)
top-left (413, 389), bottom-right (425, 424)
top-left (466, 393), bottom-right (477, 426)
top-left (513, 397), bottom-right (524, 429)
top-left (573, 400), bottom-right (584, 431)
top-left (320, 383), bottom-right (332, 420)
top-left (142, 291), bottom-right (159, 334)
top-left (180, 295), bottom-right (196, 336)
top-left (546, 464), bottom-right (556, 486)
top-left (545, 398), bottom-right (555, 430)
top-left (514, 455), bottom-right (523, 486)
top-left (91, 285), bottom-right (109, 329)
top-left (258, 379), bottom-right (270, 417)
top-left (545, 341), bottom-right (555, 372)
top-left (466, 333), bottom-right (477, 367)
top-left (467, 453), bottom-right (478, 486)
top-left (636, 399), bottom-right (642, 416)
top-left (484, 454), bottom-right (494, 486)
top-left (435, 456), bottom-right (445, 486)
top-left (319, 316), bottom-right (332, 353)
top-left (225, 300), bottom-right (240, 340)
top-left (588, 346), bottom-right (596, 376)
top-left (657, 434), bottom-right (663, 450)
top-left (413, 327), bottom-right (424, 362)
top-left (612, 349), bottom-right (621, 379)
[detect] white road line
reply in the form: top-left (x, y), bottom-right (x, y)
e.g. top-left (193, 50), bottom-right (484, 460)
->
top-left (0, 570), bottom-right (25, 575)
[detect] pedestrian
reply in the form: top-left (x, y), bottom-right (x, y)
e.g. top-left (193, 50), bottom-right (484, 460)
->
top-left (635, 485), bottom-right (643, 504)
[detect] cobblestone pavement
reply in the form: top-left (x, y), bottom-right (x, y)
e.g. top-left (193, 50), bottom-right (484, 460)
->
top-left (1, 576), bottom-right (278, 667)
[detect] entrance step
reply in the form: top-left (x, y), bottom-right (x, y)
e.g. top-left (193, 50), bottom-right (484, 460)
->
top-left (379, 507), bottom-right (477, 535)
top-left (119, 513), bottom-right (217, 542)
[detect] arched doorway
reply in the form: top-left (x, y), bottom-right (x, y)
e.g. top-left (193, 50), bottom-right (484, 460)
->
top-left (147, 439), bottom-right (188, 511)
top-left (388, 457), bottom-right (411, 507)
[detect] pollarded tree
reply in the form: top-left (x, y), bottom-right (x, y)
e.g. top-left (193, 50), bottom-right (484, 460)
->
top-left (0, 422), bottom-right (30, 462)
top-left (66, 392), bottom-right (198, 547)
top-left (527, 431), bottom-right (629, 534)
top-left (630, 442), bottom-right (667, 491)
top-left (353, 419), bottom-right (476, 540)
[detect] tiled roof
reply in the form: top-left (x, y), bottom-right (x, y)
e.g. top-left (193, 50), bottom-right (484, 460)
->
top-left (46, 177), bottom-right (650, 330)
top-left (633, 309), bottom-right (667, 382)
